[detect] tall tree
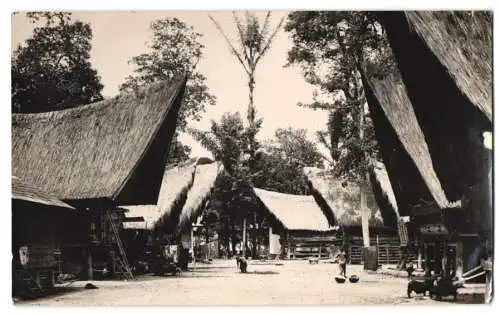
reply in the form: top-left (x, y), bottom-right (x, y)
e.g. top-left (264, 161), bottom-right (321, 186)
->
top-left (121, 17), bottom-right (216, 163)
top-left (210, 12), bottom-right (284, 257)
top-left (285, 11), bottom-right (391, 247)
top-left (209, 12), bottom-right (284, 171)
top-left (189, 112), bottom-right (261, 257)
top-left (12, 12), bottom-right (104, 113)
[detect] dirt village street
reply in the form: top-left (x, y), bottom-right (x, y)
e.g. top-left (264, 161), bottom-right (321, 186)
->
top-left (16, 260), bottom-right (483, 306)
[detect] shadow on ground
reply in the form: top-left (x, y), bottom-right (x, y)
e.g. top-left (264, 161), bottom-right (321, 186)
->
top-left (246, 271), bottom-right (280, 275)
top-left (13, 285), bottom-right (87, 304)
top-left (189, 266), bottom-right (234, 271)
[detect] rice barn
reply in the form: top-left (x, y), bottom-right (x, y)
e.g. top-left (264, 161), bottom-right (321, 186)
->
top-left (303, 167), bottom-right (401, 267)
top-left (122, 157), bottom-right (222, 271)
top-left (363, 11), bottom-right (492, 283)
top-left (12, 75), bottom-right (188, 282)
top-left (379, 11), bottom-right (493, 281)
top-left (251, 187), bottom-right (336, 260)
top-left (361, 53), bottom-right (456, 270)
top-left (176, 160), bottom-right (222, 263)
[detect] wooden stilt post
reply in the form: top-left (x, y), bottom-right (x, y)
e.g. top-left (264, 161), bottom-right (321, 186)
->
top-left (287, 231), bottom-right (291, 260)
top-left (423, 242), bottom-right (428, 273)
top-left (242, 218), bottom-right (247, 258)
top-left (456, 241), bottom-right (463, 278)
top-left (191, 226), bottom-right (195, 265)
top-left (87, 249), bottom-right (93, 280)
top-left (417, 246), bottom-right (423, 271)
top-left (443, 240), bottom-right (450, 277)
top-left (268, 226), bottom-right (272, 258)
top-left (434, 242), bottom-right (440, 275)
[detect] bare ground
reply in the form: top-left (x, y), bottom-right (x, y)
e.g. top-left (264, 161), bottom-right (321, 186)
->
top-left (15, 260), bottom-right (484, 306)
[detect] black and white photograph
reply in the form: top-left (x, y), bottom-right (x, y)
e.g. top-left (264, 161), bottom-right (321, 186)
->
top-left (8, 7), bottom-right (493, 307)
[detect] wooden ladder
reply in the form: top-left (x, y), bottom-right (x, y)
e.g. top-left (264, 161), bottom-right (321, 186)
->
top-left (106, 212), bottom-right (133, 280)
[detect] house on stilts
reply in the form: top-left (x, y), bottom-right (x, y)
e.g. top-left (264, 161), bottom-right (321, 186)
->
top-left (252, 187), bottom-right (335, 260)
top-left (12, 75), bottom-right (188, 281)
top-left (362, 11), bottom-right (492, 284)
top-left (122, 157), bottom-right (221, 271)
top-left (303, 166), bottom-right (401, 265)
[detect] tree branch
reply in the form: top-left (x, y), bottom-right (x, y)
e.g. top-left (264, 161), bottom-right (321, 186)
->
top-left (232, 12), bottom-right (252, 66)
top-left (254, 15), bottom-right (285, 65)
top-left (209, 14), bottom-right (251, 76)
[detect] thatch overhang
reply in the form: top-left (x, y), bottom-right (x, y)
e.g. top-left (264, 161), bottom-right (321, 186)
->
top-left (12, 75), bottom-right (187, 205)
top-left (361, 67), bottom-right (452, 221)
top-left (371, 162), bottom-right (398, 217)
top-left (369, 161), bottom-right (400, 228)
top-left (406, 11), bottom-right (492, 122)
top-left (252, 187), bottom-right (332, 232)
top-left (176, 161), bottom-right (223, 232)
top-left (303, 168), bottom-right (385, 229)
top-left (361, 63), bottom-right (452, 210)
top-left (122, 158), bottom-right (197, 231)
top-left (378, 11), bottom-right (492, 233)
top-left (12, 176), bottom-right (74, 210)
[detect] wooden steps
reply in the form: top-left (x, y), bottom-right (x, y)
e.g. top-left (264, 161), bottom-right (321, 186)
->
top-left (106, 212), bottom-right (133, 280)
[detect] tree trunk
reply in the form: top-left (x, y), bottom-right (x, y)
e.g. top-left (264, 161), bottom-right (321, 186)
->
top-left (242, 217), bottom-right (247, 257)
top-left (359, 100), bottom-right (371, 248)
top-left (230, 222), bottom-right (237, 257)
top-left (252, 212), bottom-right (258, 258)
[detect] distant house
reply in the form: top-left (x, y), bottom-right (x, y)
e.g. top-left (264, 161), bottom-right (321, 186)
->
top-left (303, 167), bottom-right (401, 264)
top-left (12, 75), bottom-right (188, 280)
top-left (12, 176), bottom-right (77, 294)
top-left (252, 187), bottom-right (335, 260)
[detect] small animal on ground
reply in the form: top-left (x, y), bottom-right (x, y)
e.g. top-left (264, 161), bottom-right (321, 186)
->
top-left (407, 278), bottom-right (433, 298)
top-left (309, 257), bottom-right (319, 264)
top-left (84, 283), bottom-right (98, 290)
top-left (235, 256), bottom-right (248, 273)
top-left (405, 262), bottom-right (415, 278)
top-left (430, 277), bottom-right (458, 301)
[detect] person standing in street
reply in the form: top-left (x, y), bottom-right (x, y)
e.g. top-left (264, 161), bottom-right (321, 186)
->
top-left (337, 249), bottom-right (347, 278)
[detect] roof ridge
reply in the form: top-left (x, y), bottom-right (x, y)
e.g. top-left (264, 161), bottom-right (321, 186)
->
top-left (12, 78), bottom-right (182, 121)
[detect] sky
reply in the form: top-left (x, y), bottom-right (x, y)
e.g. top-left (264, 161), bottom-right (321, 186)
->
top-left (11, 11), bottom-right (329, 159)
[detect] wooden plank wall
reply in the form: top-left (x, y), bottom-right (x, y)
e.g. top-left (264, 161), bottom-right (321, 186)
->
top-left (281, 234), bottom-right (405, 264)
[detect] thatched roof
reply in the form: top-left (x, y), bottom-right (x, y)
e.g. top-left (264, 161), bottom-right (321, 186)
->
top-left (12, 75), bottom-right (187, 203)
top-left (12, 176), bottom-right (74, 210)
top-left (122, 159), bottom-right (197, 230)
top-left (362, 65), bottom-right (457, 210)
top-left (253, 188), bottom-right (331, 232)
top-left (177, 161), bottom-right (222, 231)
top-left (378, 11), bottom-right (490, 214)
top-left (371, 162), bottom-right (398, 217)
top-left (406, 11), bottom-right (492, 122)
top-left (303, 168), bottom-right (384, 228)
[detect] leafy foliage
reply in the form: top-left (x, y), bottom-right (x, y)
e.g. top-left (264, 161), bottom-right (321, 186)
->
top-left (189, 111), bottom-right (263, 256)
top-left (253, 128), bottom-right (326, 194)
top-left (189, 112), bottom-right (247, 174)
top-left (167, 137), bottom-right (192, 165)
top-left (120, 18), bottom-right (215, 131)
top-left (12, 12), bottom-right (104, 113)
top-left (285, 11), bottom-right (391, 181)
top-left (120, 17), bottom-right (216, 162)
